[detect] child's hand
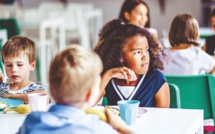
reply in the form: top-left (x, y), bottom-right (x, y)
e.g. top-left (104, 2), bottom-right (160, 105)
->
top-left (0, 69), bottom-right (4, 82)
top-left (109, 67), bottom-right (137, 81)
top-left (106, 108), bottom-right (127, 128)
top-left (105, 108), bottom-right (135, 134)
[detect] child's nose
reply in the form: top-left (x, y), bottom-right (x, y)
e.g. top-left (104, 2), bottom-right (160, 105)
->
top-left (12, 65), bottom-right (18, 72)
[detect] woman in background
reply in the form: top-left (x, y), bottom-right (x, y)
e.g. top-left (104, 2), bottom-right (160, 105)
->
top-left (118, 0), bottom-right (157, 37)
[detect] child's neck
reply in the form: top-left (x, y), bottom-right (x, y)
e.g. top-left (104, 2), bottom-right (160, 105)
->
top-left (170, 43), bottom-right (192, 50)
top-left (9, 80), bottom-right (31, 91)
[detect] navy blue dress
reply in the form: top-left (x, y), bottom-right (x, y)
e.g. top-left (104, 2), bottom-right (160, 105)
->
top-left (105, 70), bottom-right (166, 107)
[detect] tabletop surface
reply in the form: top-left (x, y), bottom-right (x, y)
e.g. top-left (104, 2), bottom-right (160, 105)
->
top-left (0, 106), bottom-right (203, 134)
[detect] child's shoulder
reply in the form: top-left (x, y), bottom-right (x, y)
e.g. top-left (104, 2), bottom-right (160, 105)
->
top-left (0, 83), bottom-right (8, 90)
top-left (146, 70), bottom-right (166, 81)
top-left (148, 70), bottom-right (165, 77)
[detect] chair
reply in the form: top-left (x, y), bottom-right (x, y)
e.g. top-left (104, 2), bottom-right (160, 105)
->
top-left (0, 19), bottom-right (20, 78)
top-left (102, 83), bottom-right (180, 107)
top-left (0, 18), bottom-right (20, 39)
top-left (166, 74), bottom-right (215, 132)
top-left (65, 3), bottom-right (103, 49)
top-left (38, 18), bottom-right (66, 84)
top-left (0, 29), bottom-right (7, 75)
top-left (169, 83), bottom-right (181, 108)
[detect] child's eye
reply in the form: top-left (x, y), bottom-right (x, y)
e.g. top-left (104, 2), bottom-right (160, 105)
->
top-left (134, 51), bottom-right (141, 55)
top-left (5, 65), bottom-right (12, 67)
top-left (18, 64), bottom-right (23, 66)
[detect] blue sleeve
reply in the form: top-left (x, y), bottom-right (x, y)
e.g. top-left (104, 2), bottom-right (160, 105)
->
top-left (153, 70), bottom-right (167, 93)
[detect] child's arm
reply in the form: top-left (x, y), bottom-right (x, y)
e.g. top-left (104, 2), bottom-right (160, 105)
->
top-left (2, 90), bottom-right (49, 104)
top-left (154, 82), bottom-right (170, 108)
top-left (97, 67), bottom-right (137, 104)
top-left (105, 108), bottom-right (136, 134)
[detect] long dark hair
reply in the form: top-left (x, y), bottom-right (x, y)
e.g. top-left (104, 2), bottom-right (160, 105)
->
top-left (118, 0), bottom-right (151, 28)
top-left (94, 19), bottom-right (164, 74)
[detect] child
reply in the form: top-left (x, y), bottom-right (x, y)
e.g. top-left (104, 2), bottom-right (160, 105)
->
top-left (119, 0), bottom-right (157, 37)
top-left (0, 35), bottom-right (47, 103)
top-left (94, 19), bottom-right (169, 107)
top-left (162, 14), bottom-right (215, 75)
top-left (18, 45), bottom-right (135, 134)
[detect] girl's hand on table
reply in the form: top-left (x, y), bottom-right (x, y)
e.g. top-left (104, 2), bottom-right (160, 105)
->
top-left (109, 67), bottom-right (137, 81)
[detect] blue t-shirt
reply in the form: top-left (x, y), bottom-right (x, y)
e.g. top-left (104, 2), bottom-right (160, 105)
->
top-left (18, 104), bottom-right (119, 134)
top-left (105, 70), bottom-right (166, 107)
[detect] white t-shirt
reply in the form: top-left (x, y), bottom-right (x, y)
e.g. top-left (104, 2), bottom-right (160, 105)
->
top-left (117, 85), bottom-right (135, 98)
top-left (161, 46), bottom-right (215, 75)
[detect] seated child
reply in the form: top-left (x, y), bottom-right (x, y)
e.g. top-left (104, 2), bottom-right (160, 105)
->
top-left (18, 45), bottom-right (135, 134)
top-left (0, 35), bottom-right (47, 103)
top-left (94, 19), bottom-right (170, 107)
top-left (161, 14), bottom-right (215, 75)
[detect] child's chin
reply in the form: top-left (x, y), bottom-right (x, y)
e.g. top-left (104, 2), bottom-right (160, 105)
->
top-left (137, 70), bottom-right (148, 75)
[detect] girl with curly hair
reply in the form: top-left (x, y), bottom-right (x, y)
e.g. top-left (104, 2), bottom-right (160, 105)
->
top-left (94, 19), bottom-right (169, 107)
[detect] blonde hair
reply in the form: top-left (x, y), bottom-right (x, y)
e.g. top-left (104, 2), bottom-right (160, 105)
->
top-left (1, 35), bottom-right (36, 63)
top-left (169, 14), bottom-right (199, 47)
top-left (49, 45), bottom-right (103, 105)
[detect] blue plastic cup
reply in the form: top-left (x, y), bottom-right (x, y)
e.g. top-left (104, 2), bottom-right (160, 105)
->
top-left (117, 100), bottom-right (140, 125)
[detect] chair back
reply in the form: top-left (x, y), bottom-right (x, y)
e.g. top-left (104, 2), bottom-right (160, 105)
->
top-left (0, 18), bottom-right (20, 39)
top-left (166, 74), bottom-right (215, 121)
top-left (169, 83), bottom-right (181, 108)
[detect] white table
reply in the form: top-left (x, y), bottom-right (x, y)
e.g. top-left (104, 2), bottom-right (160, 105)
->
top-left (131, 108), bottom-right (203, 134)
top-left (0, 107), bottom-right (203, 134)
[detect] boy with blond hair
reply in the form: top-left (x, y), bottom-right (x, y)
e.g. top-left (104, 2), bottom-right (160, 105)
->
top-left (18, 45), bottom-right (135, 134)
top-left (0, 35), bottom-right (47, 103)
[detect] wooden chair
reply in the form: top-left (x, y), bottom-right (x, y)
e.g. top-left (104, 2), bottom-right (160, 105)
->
top-left (166, 74), bottom-right (215, 134)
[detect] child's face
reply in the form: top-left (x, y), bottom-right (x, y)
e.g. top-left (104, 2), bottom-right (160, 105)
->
top-left (4, 54), bottom-right (35, 84)
top-left (125, 4), bottom-right (148, 28)
top-left (121, 36), bottom-right (149, 75)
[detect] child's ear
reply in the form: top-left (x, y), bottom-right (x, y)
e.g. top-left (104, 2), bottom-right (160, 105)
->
top-left (124, 12), bottom-right (131, 21)
top-left (85, 88), bottom-right (93, 103)
top-left (30, 60), bottom-right (36, 71)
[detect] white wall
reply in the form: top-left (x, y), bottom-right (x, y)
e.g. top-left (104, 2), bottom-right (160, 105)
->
top-left (20, 0), bottom-right (201, 37)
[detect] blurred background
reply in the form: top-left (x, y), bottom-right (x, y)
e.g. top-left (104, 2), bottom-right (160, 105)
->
top-left (1, 0), bottom-right (215, 83)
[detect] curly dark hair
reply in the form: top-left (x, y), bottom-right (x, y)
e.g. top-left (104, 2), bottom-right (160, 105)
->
top-left (94, 19), bottom-right (165, 74)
